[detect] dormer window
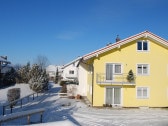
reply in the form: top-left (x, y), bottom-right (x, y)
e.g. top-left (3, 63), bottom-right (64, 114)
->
top-left (137, 40), bottom-right (149, 51)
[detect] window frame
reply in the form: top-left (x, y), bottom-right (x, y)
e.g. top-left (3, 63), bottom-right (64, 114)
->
top-left (69, 70), bottom-right (74, 74)
top-left (105, 63), bottom-right (122, 75)
top-left (136, 87), bottom-right (149, 99)
top-left (137, 64), bottom-right (150, 76)
top-left (137, 40), bottom-right (149, 52)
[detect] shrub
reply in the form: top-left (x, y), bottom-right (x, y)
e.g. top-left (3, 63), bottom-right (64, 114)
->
top-left (60, 84), bottom-right (67, 93)
top-left (59, 80), bottom-right (68, 86)
top-left (127, 70), bottom-right (135, 82)
top-left (7, 88), bottom-right (20, 107)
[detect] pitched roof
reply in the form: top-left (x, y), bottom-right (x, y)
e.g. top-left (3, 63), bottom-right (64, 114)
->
top-left (61, 56), bottom-right (82, 69)
top-left (83, 31), bottom-right (168, 60)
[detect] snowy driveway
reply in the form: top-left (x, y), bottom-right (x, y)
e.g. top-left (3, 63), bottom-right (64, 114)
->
top-left (72, 107), bottom-right (168, 126)
top-left (1, 83), bottom-right (168, 126)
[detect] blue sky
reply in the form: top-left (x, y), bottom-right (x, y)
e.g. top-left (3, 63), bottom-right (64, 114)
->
top-left (0, 0), bottom-right (168, 65)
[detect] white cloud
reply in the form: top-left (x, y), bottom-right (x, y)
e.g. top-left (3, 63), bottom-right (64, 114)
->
top-left (56, 31), bottom-right (82, 40)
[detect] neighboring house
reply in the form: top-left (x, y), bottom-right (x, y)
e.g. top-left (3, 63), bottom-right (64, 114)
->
top-left (81, 31), bottom-right (168, 107)
top-left (61, 57), bottom-right (88, 96)
top-left (46, 65), bottom-right (63, 81)
top-left (61, 57), bottom-right (82, 82)
top-left (0, 56), bottom-right (11, 84)
top-left (0, 56), bottom-right (11, 74)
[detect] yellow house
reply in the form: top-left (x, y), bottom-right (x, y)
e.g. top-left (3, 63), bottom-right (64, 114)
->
top-left (82, 31), bottom-right (168, 107)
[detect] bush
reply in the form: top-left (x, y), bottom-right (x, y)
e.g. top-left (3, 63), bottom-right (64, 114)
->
top-left (7, 88), bottom-right (20, 107)
top-left (60, 84), bottom-right (67, 93)
top-left (59, 80), bottom-right (68, 86)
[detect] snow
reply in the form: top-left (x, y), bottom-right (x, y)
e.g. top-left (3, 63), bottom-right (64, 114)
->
top-left (0, 83), bottom-right (168, 126)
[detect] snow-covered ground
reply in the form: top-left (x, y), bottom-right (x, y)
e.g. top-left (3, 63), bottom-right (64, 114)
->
top-left (0, 83), bottom-right (34, 105)
top-left (0, 83), bottom-right (168, 126)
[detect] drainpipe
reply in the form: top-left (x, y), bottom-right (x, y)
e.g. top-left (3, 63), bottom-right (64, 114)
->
top-left (91, 63), bottom-right (94, 106)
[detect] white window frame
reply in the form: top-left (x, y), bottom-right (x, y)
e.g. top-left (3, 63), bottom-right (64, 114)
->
top-left (137, 64), bottom-right (150, 75)
top-left (106, 63), bottom-right (122, 75)
top-left (104, 86), bottom-right (123, 106)
top-left (136, 87), bottom-right (149, 99)
top-left (137, 40), bottom-right (149, 52)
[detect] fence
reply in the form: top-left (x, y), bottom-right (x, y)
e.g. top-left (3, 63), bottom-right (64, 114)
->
top-left (0, 108), bottom-right (45, 125)
top-left (2, 92), bottom-right (43, 115)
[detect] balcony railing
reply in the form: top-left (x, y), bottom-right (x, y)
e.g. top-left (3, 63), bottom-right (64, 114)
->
top-left (96, 73), bottom-right (136, 85)
top-left (65, 73), bottom-right (78, 79)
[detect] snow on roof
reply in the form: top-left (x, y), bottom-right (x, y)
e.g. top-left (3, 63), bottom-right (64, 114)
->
top-left (83, 31), bottom-right (168, 60)
top-left (0, 57), bottom-right (11, 63)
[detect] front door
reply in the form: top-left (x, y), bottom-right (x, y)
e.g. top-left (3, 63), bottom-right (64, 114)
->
top-left (106, 87), bottom-right (121, 106)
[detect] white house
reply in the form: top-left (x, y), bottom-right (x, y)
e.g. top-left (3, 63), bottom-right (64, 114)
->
top-left (61, 57), bottom-right (81, 82)
top-left (61, 57), bottom-right (88, 96)
top-left (0, 56), bottom-right (11, 74)
top-left (46, 65), bottom-right (63, 81)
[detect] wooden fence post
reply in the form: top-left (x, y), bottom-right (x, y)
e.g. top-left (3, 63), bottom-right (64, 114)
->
top-left (3, 106), bottom-right (5, 115)
top-left (40, 112), bottom-right (43, 123)
top-left (27, 115), bottom-right (30, 124)
top-left (20, 99), bottom-right (22, 108)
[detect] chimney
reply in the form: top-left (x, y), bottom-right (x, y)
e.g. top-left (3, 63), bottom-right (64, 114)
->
top-left (116, 35), bottom-right (120, 42)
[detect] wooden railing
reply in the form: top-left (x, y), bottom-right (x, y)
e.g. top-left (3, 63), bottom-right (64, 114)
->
top-left (2, 92), bottom-right (43, 115)
top-left (0, 108), bottom-right (45, 125)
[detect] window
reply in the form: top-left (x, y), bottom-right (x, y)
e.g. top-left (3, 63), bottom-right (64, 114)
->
top-left (114, 64), bottom-right (121, 74)
top-left (137, 87), bottom-right (149, 99)
top-left (137, 41), bottom-right (148, 51)
top-left (106, 63), bottom-right (122, 81)
top-left (137, 64), bottom-right (149, 75)
top-left (69, 70), bottom-right (74, 74)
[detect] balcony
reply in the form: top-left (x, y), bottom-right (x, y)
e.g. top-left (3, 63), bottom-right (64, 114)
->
top-left (96, 73), bottom-right (136, 85)
top-left (65, 73), bottom-right (78, 79)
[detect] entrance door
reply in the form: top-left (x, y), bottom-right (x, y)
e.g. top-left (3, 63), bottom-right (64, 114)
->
top-left (106, 87), bottom-right (121, 106)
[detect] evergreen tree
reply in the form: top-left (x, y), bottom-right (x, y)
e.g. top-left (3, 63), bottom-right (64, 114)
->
top-left (127, 70), bottom-right (135, 82)
top-left (55, 67), bottom-right (59, 84)
top-left (29, 64), bottom-right (49, 92)
top-left (3, 68), bottom-right (16, 86)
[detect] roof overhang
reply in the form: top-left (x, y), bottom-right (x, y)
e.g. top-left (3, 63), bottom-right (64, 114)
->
top-left (83, 31), bottom-right (168, 60)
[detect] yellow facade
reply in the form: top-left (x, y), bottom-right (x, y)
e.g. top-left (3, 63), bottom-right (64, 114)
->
top-left (85, 33), bottom-right (168, 107)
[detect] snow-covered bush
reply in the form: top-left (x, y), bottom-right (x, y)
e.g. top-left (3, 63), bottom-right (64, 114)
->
top-left (29, 64), bottom-right (49, 92)
top-left (7, 88), bottom-right (20, 107)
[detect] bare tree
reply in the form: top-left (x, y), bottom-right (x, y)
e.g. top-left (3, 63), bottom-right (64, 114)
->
top-left (34, 55), bottom-right (49, 70)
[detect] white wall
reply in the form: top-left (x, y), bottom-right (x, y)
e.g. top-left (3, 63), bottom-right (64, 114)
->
top-left (77, 63), bottom-right (88, 96)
